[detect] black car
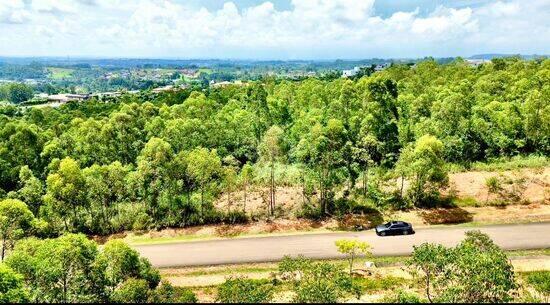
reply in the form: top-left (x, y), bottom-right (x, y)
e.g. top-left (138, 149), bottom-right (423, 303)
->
top-left (375, 221), bottom-right (414, 236)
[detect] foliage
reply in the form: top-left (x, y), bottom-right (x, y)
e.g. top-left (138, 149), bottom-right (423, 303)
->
top-left (0, 57), bottom-right (547, 235)
top-left (0, 264), bottom-right (29, 303)
top-left (335, 239), bottom-right (371, 276)
top-left (277, 256), bottom-right (357, 303)
top-left (4, 234), bottom-right (160, 303)
top-left (0, 199), bottom-right (35, 260)
top-left (217, 277), bottom-right (273, 303)
top-left (395, 135), bottom-right (448, 207)
top-left (525, 271), bottom-right (550, 295)
top-left (0, 83), bottom-right (34, 104)
top-left (151, 280), bottom-right (197, 303)
top-left (409, 231), bottom-right (517, 303)
top-left (110, 278), bottom-right (150, 303)
top-left (383, 289), bottom-right (423, 303)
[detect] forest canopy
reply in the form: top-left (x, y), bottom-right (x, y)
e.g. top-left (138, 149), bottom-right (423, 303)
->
top-left (0, 57), bottom-right (548, 236)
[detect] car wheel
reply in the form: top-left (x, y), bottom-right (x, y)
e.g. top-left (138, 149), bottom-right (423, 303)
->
top-left (402, 230), bottom-right (408, 235)
top-left (380, 232), bottom-right (386, 236)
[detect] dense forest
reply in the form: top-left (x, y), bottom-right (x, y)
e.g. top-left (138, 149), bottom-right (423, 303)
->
top-left (0, 57), bottom-right (548, 237)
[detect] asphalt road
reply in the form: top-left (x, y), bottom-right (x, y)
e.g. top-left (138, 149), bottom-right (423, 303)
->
top-left (134, 222), bottom-right (550, 268)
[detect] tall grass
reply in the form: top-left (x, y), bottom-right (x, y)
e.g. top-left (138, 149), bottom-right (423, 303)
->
top-left (449, 155), bottom-right (549, 173)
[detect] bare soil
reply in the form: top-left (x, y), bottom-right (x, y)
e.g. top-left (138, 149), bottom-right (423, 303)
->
top-left (216, 167), bottom-right (550, 216)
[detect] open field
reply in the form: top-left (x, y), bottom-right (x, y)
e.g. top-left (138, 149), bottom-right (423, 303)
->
top-left (47, 67), bottom-right (75, 79)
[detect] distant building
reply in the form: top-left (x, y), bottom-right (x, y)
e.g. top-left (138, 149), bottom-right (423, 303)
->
top-left (210, 80), bottom-right (247, 88)
top-left (47, 93), bottom-right (90, 103)
top-left (465, 59), bottom-right (490, 67)
top-left (374, 63), bottom-right (390, 71)
top-left (152, 85), bottom-right (175, 93)
top-left (342, 66), bottom-right (361, 78)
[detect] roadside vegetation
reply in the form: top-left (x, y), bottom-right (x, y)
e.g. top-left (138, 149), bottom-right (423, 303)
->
top-left (170, 232), bottom-right (548, 303)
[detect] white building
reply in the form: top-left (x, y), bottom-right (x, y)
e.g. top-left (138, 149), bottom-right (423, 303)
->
top-left (342, 66), bottom-right (361, 78)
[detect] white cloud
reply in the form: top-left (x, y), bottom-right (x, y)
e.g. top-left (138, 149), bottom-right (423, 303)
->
top-left (0, 0), bottom-right (29, 24)
top-left (0, 0), bottom-right (548, 58)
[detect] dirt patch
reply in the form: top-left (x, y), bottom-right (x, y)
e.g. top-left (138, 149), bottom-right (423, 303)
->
top-left (215, 167), bottom-right (550, 218)
top-left (448, 167), bottom-right (549, 205)
top-left (418, 207), bottom-right (474, 225)
top-left (392, 204), bottom-right (550, 227)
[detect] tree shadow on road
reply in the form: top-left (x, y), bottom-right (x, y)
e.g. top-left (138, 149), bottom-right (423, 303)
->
top-left (418, 207), bottom-right (473, 225)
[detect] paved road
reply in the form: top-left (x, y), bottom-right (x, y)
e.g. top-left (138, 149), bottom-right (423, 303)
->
top-left (134, 222), bottom-right (550, 268)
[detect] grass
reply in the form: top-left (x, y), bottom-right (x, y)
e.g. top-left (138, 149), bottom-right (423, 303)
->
top-left (450, 155), bottom-right (549, 173)
top-left (164, 249), bottom-right (550, 278)
top-left (452, 196), bottom-right (481, 207)
top-left (124, 228), bottom-right (337, 246)
top-left (198, 68), bottom-right (213, 74)
top-left (522, 271), bottom-right (550, 294)
top-left (48, 67), bottom-right (74, 79)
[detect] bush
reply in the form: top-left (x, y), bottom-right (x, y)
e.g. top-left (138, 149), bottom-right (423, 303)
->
top-left (297, 202), bottom-right (325, 220)
top-left (526, 271), bottom-right (550, 295)
top-left (0, 264), bottom-right (29, 303)
top-left (217, 277), bottom-right (273, 303)
top-left (110, 202), bottom-right (152, 232)
top-left (383, 289), bottom-right (423, 303)
top-left (151, 280), bottom-right (197, 303)
top-left (408, 231), bottom-right (517, 303)
top-left (278, 256), bottom-right (356, 303)
top-left (111, 278), bottom-right (150, 303)
top-left (222, 210), bottom-right (249, 224)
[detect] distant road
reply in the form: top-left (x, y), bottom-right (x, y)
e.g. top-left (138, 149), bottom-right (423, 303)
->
top-left (134, 222), bottom-right (550, 268)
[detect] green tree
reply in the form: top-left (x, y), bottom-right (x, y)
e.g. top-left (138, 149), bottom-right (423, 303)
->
top-left (277, 256), bottom-right (355, 303)
top-left (83, 162), bottom-right (129, 234)
top-left (295, 119), bottom-right (347, 215)
top-left (3, 83), bottom-right (34, 104)
top-left (259, 125), bottom-right (284, 216)
top-left (239, 163), bottom-right (254, 213)
top-left (8, 166), bottom-right (44, 216)
top-left (97, 240), bottom-right (160, 297)
top-left (395, 135), bottom-right (448, 207)
top-left (110, 278), bottom-right (150, 303)
top-left (5, 234), bottom-right (99, 303)
top-left (0, 264), bottom-right (29, 303)
top-left (151, 280), bottom-right (197, 303)
top-left (185, 147), bottom-right (222, 211)
top-left (335, 239), bottom-right (371, 277)
top-left (132, 138), bottom-right (174, 223)
top-left (408, 231), bottom-right (516, 303)
top-left (0, 199), bottom-right (35, 261)
top-left (43, 157), bottom-right (88, 232)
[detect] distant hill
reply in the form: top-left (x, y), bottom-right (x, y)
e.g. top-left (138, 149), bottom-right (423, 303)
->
top-left (469, 54), bottom-right (548, 60)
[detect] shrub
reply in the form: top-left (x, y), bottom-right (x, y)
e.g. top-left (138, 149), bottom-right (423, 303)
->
top-left (383, 289), bottom-right (423, 303)
top-left (222, 210), bottom-right (249, 224)
top-left (0, 264), bottom-right (29, 303)
top-left (278, 256), bottom-right (356, 303)
top-left (526, 271), bottom-right (550, 295)
top-left (408, 231), bottom-right (517, 303)
top-left (151, 280), bottom-right (197, 303)
top-left (111, 278), bottom-right (150, 303)
top-left (217, 277), bottom-right (273, 303)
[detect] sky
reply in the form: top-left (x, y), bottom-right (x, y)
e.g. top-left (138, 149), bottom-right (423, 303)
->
top-left (0, 0), bottom-right (548, 59)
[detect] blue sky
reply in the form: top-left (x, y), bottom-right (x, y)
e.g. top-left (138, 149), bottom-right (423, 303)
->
top-left (0, 0), bottom-right (548, 59)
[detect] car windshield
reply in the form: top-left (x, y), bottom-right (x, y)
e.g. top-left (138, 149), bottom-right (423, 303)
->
top-left (384, 222), bottom-right (392, 228)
